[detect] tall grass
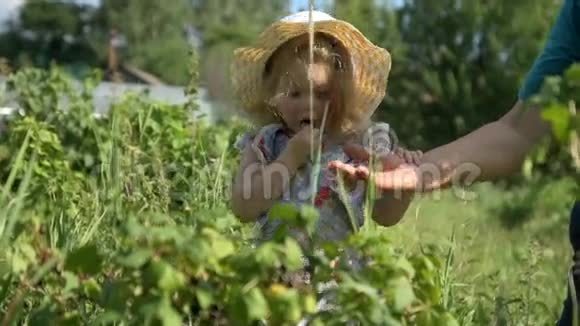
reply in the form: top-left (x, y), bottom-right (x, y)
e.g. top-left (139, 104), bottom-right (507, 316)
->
top-left (0, 66), bottom-right (575, 324)
top-left (385, 179), bottom-right (576, 325)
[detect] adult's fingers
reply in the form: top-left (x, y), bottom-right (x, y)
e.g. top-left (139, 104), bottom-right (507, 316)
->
top-left (412, 150), bottom-right (423, 166)
top-left (344, 142), bottom-right (409, 171)
top-left (329, 160), bottom-right (434, 192)
top-left (379, 153), bottom-right (405, 171)
top-left (372, 166), bottom-right (421, 191)
top-left (343, 143), bottom-right (371, 161)
top-left (403, 151), bottom-right (413, 165)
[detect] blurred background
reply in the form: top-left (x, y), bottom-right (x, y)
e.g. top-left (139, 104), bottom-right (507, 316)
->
top-left (0, 0), bottom-right (563, 150)
top-left (0, 2), bottom-right (576, 323)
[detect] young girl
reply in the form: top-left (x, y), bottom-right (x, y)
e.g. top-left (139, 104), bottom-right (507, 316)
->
top-left (231, 11), bottom-right (420, 248)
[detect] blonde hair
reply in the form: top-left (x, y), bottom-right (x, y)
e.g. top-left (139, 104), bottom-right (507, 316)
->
top-left (260, 33), bottom-right (370, 138)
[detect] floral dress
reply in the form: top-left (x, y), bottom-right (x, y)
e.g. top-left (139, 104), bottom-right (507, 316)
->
top-left (236, 122), bottom-right (395, 320)
top-left (235, 122), bottom-right (395, 247)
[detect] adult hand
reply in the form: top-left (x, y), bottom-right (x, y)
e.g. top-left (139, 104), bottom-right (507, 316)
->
top-left (328, 143), bottom-right (449, 193)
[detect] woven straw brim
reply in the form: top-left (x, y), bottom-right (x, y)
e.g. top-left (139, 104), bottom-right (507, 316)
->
top-left (231, 19), bottom-right (392, 128)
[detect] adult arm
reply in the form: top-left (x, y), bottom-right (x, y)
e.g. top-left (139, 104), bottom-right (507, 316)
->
top-left (331, 0), bottom-right (580, 191)
top-left (418, 100), bottom-right (549, 188)
top-left (421, 0), bottom-right (580, 189)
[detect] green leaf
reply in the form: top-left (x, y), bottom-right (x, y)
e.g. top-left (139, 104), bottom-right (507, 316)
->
top-left (283, 238), bottom-right (304, 271)
top-left (417, 309), bottom-right (459, 326)
top-left (82, 278), bottom-right (102, 301)
top-left (416, 310), bottom-right (435, 326)
top-left (10, 249), bottom-right (29, 274)
top-left (227, 289), bottom-right (249, 323)
top-left (93, 311), bottom-right (124, 324)
top-left (540, 76), bottom-right (563, 99)
top-left (299, 205), bottom-right (320, 234)
top-left (564, 63), bottom-right (580, 86)
top-left (390, 276), bottom-right (415, 312)
top-left (138, 295), bottom-right (182, 326)
top-left (395, 257), bottom-right (416, 279)
top-left (20, 243), bottom-right (37, 264)
top-left (29, 304), bottom-right (57, 326)
top-left (158, 295), bottom-right (182, 326)
top-left (522, 157), bottom-right (534, 179)
top-left (269, 202), bottom-right (299, 223)
top-left (117, 249), bottom-right (153, 268)
top-left (255, 243), bottom-right (281, 269)
top-left (344, 278), bottom-right (381, 302)
top-left (62, 271), bottom-right (79, 293)
top-left (62, 311), bottom-right (82, 326)
top-left (185, 238), bottom-right (211, 264)
top-left (144, 260), bottom-right (186, 293)
top-left (124, 218), bottom-right (146, 238)
top-left (302, 294), bottom-right (317, 314)
top-left (64, 244), bottom-right (102, 276)
top-left (267, 287), bottom-right (303, 324)
top-left (196, 286), bottom-right (215, 310)
top-left (245, 287), bottom-right (269, 321)
top-left (203, 228), bottom-right (235, 260)
top-left (445, 70), bottom-right (458, 99)
top-left (437, 312), bottom-right (460, 326)
top-left (101, 279), bottom-right (131, 313)
top-left (0, 274), bottom-right (13, 304)
top-left (541, 104), bottom-right (571, 142)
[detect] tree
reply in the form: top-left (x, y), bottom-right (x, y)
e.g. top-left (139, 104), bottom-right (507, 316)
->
top-left (0, 0), bottom-right (99, 77)
top-left (333, 0), bottom-right (404, 56)
top-left (190, 0), bottom-right (289, 107)
top-left (380, 0), bottom-right (561, 149)
top-left (332, 0), bottom-right (406, 112)
top-left (97, 0), bottom-right (194, 85)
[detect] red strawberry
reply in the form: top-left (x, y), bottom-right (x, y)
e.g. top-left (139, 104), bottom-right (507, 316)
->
top-left (318, 187), bottom-right (331, 200)
top-left (314, 197), bottom-right (324, 207)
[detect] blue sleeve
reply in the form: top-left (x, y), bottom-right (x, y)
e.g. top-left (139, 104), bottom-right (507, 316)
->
top-left (518, 0), bottom-right (580, 100)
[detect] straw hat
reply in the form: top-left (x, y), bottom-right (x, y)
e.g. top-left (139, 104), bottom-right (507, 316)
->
top-left (231, 11), bottom-right (392, 129)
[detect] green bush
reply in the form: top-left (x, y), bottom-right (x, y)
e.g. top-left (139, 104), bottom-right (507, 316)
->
top-left (0, 67), bottom-right (457, 325)
top-left (526, 63), bottom-right (580, 196)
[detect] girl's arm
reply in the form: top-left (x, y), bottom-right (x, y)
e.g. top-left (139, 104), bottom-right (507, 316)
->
top-left (231, 127), bottom-right (320, 222)
top-left (371, 149), bottom-right (420, 226)
top-left (348, 123), bottom-right (418, 227)
top-left (231, 144), bottom-right (302, 222)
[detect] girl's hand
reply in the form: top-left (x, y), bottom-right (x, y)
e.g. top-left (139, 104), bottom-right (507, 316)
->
top-left (286, 126), bottom-right (323, 164)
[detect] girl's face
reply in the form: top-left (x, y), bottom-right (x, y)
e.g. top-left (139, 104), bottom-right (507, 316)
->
top-left (270, 60), bottom-right (333, 133)
top-left (266, 35), bottom-right (347, 135)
